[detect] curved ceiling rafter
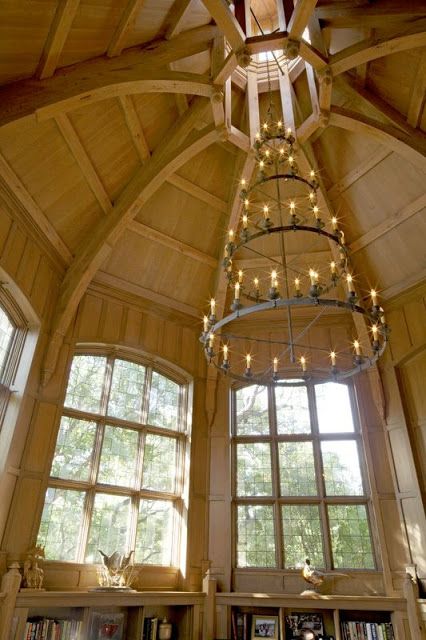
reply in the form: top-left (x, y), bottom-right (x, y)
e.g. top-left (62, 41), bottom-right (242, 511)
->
top-left (42, 120), bottom-right (221, 385)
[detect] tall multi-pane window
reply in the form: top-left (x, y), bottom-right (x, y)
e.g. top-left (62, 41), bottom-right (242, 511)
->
top-left (233, 381), bottom-right (375, 570)
top-left (0, 293), bottom-right (27, 427)
top-left (37, 352), bottom-right (189, 566)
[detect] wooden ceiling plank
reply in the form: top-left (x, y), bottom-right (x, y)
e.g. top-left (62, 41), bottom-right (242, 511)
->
top-left (42, 113), bottom-right (220, 382)
top-left (36, 0), bottom-right (81, 79)
top-left (95, 271), bottom-right (201, 318)
top-left (329, 106), bottom-right (426, 172)
top-left (331, 24), bottom-right (426, 76)
top-left (129, 220), bottom-right (218, 268)
top-left (0, 26), bottom-right (218, 130)
top-left (235, 251), bottom-right (331, 270)
top-left (328, 148), bottom-right (392, 200)
top-left (316, 2), bottom-right (426, 29)
top-left (119, 95), bottom-right (151, 163)
top-left (55, 113), bottom-right (112, 215)
top-left (407, 50), bottom-right (426, 128)
top-left (288, 0), bottom-right (320, 40)
top-left (0, 152), bottom-right (72, 265)
top-left (350, 193), bottom-right (426, 255)
top-left (201, 0), bottom-right (246, 51)
top-left (165, 0), bottom-right (194, 40)
top-left (108, 0), bottom-right (147, 58)
top-left (166, 173), bottom-right (227, 212)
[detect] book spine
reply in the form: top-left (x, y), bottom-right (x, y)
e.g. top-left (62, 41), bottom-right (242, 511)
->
top-left (370, 624), bottom-right (378, 640)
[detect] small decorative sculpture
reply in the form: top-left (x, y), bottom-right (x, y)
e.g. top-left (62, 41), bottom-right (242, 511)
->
top-left (23, 546), bottom-right (45, 590)
top-left (301, 558), bottom-right (348, 595)
top-left (96, 549), bottom-right (135, 590)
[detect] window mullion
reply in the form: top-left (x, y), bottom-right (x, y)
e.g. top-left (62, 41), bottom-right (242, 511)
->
top-left (78, 488), bottom-right (96, 563)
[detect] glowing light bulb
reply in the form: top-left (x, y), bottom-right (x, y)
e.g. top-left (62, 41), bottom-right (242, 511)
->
top-left (242, 213), bottom-right (248, 228)
top-left (313, 205), bottom-right (319, 219)
top-left (287, 127), bottom-right (292, 136)
top-left (263, 122), bottom-right (268, 130)
top-left (330, 261), bottom-right (336, 274)
top-left (289, 201), bottom-right (295, 211)
top-left (265, 150), bottom-right (270, 158)
top-left (353, 340), bottom-right (361, 356)
top-left (240, 178), bottom-right (246, 186)
top-left (346, 273), bottom-right (355, 292)
top-left (288, 155), bottom-right (294, 164)
top-left (259, 160), bottom-right (265, 169)
top-left (210, 298), bottom-right (216, 315)
top-left (238, 270), bottom-right (243, 283)
top-left (203, 315), bottom-right (209, 332)
top-left (273, 357), bottom-right (278, 373)
top-left (309, 269), bottom-right (318, 285)
top-left (310, 169), bottom-right (315, 179)
top-left (255, 132), bottom-right (261, 140)
top-left (279, 148), bottom-right (284, 155)
top-left (234, 282), bottom-right (240, 299)
top-left (209, 333), bottom-right (214, 348)
top-left (371, 289), bottom-right (378, 306)
top-left (263, 205), bottom-right (269, 219)
top-left (223, 344), bottom-right (228, 361)
top-left (271, 270), bottom-right (277, 287)
top-left (294, 278), bottom-right (301, 294)
top-left (244, 198), bottom-right (249, 208)
top-left (330, 351), bottom-right (336, 367)
top-left (254, 277), bottom-right (259, 290)
top-left (331, 216), bottom-right (338, 231)
top-left (228, 229), bottom-right (234, 242)
top-left (309, 192), bottom-right (315, 201)
top-left (372, 324), bottom-right (379, 340)
top-left (300, 356), bottom-right (307, 372)
top-left (246, 353), bottom-right (251, 368)
top-left (277, 121), bottom-right (282, 128)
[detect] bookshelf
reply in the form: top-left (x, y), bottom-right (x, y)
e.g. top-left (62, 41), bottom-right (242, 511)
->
top-left (216, 593), bottom-right (409, 640)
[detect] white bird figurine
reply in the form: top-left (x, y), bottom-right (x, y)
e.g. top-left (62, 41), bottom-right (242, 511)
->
top-left (302, 558), bottom-right (349, 593)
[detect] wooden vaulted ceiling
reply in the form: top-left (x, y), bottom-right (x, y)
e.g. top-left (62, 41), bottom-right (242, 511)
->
top-left (0, 0), bottom-right (425, 376)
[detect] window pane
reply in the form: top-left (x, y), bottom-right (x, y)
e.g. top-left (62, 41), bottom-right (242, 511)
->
top-left (0, 307), bottom-right (14, 375)
top-left (275, 385), bottom-right (311, 434)
top-left (64, 355), bottom-right (107, 413)
top-left (278, 442), bottom-right (317, 496)
top-left (321, 440), bottom-right (363, 495)
top-left (236, 443), bottom-right (272, 496)
top-left (282, 505), bottom-right (324, 568)
top-left (108, 359), bottom-right (146, 422)
top-left (316, 382), bottom-right (354, 433)
top-left (328, 505), bottom-right (374, 569)
top-left (97, 426), bottom-right (139, 487)
top-left (142, 434), bottom-right (177, 493)
top-left (85, 493), bottom-right (131, 563)
top-left (236, 385), bottom-right (269, 435)
top-left (37, 488), bottom-right (85, 561)
top-left (135, 499), bottom-right (174, 565)
top-left (51, 416), bottom-right (97, 481)
top-left (148, 372), bottom-right (180, 430)
top-left (237, 504), bottom-right (276, 567)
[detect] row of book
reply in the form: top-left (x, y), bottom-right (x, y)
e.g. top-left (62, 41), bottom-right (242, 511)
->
top-left (24, 619), bottom-right (82, 640)
top-left (341, 621), bottom-right (394, 640)
top-left (142, 616), bottom-right (159, 640)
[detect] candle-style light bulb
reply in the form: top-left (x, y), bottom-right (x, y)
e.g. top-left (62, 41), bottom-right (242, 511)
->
top-left (244, 198), bottom-right (249, 209)
top-left (300, 356), bottom-right (307, 372)
top-left (309, 269), bottom-right (318, 285)
top-left (228, 229), bottom-right (234, 242)
top-left (331, 216), bottom-right (338, 231)
top-left (234, 282), bottom-right (240, 299)
top-left (310, 169), bottom-right (315, 179)
top-left (340, 230), bottom-right (346, 245)
top-left (242, 213), bottom-right (248, 228)
top-left (370, 289), bottom-right (378, 306)
top-left (209, 333), bottom-right (214, 348)
top-left (259, 160), bottom-right (265, 170)
top-left (223, 344), bottom-right (229, 361)
top-left (372, 324), bottom-right (379, 340)
top-left (271, 270), bottom-right (277, 287)
top-left (263, 122), bottom-right (268, 131)
top-left (238, 270), bottom-right (243, 284)
top-left (346, 274), bottom-right (355, 292)
top-left (273, 357), bottom-right (278, 373)
top-left (265, 149), bottom-right (270, 158)
top-left (294, 277), bottom-right (301, 294)
top-left (210, 298), bottom-right (216, 315)
top-left (330, 351), bottom-right (336, 367)
top-left (353, 340), bottom-right (361, 356)
top-left (246, 353), bottom-right (251, 368)
top-left (203, 315), bottom-right (209, 332)
top-left (289, 201), bottom-right (295, 212)
top-left (288, 155), bottom-right (294, 165)
top-left (240, 178), bottom-right (246, 187)
top-left (309, 191), bottom-right (315, 202)
top-left (286, 127), bottom-right (292, 136)
top-left (254, 277), bottom-right (259, 291)
top-left (255, 131), bottom-right (261, 140)
top-left (313, 205), bottom-right (320, 219)
top-left (330, 261), bottom-right (336, 275)
top-left (277, 120), bottom-right (282, 128)
top-left (263, 205), bottom-right (269, 219)
top-left (279, 147), bottom-right (284, 155)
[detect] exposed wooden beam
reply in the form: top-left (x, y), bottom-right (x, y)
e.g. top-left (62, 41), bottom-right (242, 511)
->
top-left (306, 64), bottom-right (320, 116)
top-left (129, 221), bottom-right (218, 268)
top-left (55, 113), bottom-right (112, 214)
top-left (165, 0), bottom-right (193, 40)
top-left (296, 113), bottom-right (320, 143)
top-left (329, 106), bottom-right (426, 172)
top-left (228, 126), bottom-right (251, 152)
top-left (37, 0), bottom-right (81, 79)
top-left (0, 152), bottom-right (72, 265)
top-left (288, 0), bottom-right (319, 40)
top-left (330, 23), bottom-right (426, 76)
top-left (279, 68), bottom-right (296, 134)
top-left (328, 148), bottom-right (392, 200)
top-left (246, 31), bottom-right (288, 55)
top-left (381, 266), bottom-right (426, 301)
top-left (235, 251), bottom-right (331, 270)
top-left (201, 0), bottom-right (246, 51)
top-left (166, 173), bottom-right (227, 212)
top-left (336, 74), bottom-right (416, 135)
top-left (213, 51), bottom-right (238, 85)
top-left (316, 2), bottom-right (426, 29)
top-left (119, 95), bottom-right (151, 163)
top-left (299, 40), bottom-right (328, 71)
top-left (246, 68), bottom-right (260, 145)
top-left (0, 25), bottom-right (218, 130)
top-left (95, 271), bottom-right (201, 318)
top-left (350, 193), bottom-right (426, 255)
top-left (407, 49), bottom-right (426, 128)
top-left (107, 0), bottom-right (146, 58)
top-left (42, 116), bottom-right (219, 383)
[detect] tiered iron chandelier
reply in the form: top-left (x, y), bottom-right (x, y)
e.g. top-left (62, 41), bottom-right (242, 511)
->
top-left (200, 118), bottom-right (389, 385)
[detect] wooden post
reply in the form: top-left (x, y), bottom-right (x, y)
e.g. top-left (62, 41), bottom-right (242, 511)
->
top-left (403, 566), bottom-right (425, 640)
top-left (203, 569), bottom-right (217, 640)
top-left (0, 562), bottom-right (22, 640)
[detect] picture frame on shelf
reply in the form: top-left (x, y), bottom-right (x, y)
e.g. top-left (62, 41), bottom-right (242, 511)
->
top-left (251, 615), bottom-right (279, 640)
top-left (88, 610), bottom-right (126, 640)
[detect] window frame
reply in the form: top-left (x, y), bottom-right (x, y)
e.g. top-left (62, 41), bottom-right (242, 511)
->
top-left (41, 346), bottom-right (191, 567)
top-left (231, 380), bottom-right (377, 572)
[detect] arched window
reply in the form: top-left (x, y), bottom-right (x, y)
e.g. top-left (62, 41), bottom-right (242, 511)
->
top-left (232, 381), bottom-right (375, 570)
top-left (37, 351), bottom-right (190, 566)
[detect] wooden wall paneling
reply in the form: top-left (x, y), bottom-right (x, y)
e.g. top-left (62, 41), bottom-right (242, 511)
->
top-left (16, 241), bottom-right (41, 299)
top-left (2, 477), bottom-right (44, 555)
top-left (101, 299), bottom-right (124, 344)
top-left (0, 208), bottom-right (12, 256)
top-left (76, 293), bottom-right (104, 340)
top-left (123, 306), bottom-right (144, 346)
top-left (1, 223), bottom-right (27, 281)
top-left (29, 254), bottom-right (58, 320)
top-left (22, 402), bottom-right (58, 475)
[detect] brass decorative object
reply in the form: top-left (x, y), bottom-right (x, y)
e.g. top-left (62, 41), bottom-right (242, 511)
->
top-left (22, 546), bottom-right (45, 590)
